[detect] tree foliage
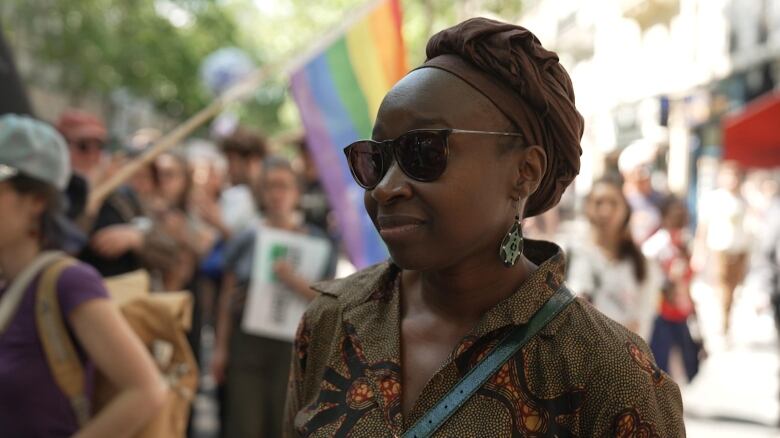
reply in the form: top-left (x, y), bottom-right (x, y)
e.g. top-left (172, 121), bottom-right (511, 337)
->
top-left (4, 0), bottom-right (240, 118)
top-left (2, 0), bottom-right (524, 134)
top-left (226, 0), bottom-right (524, 72)
top-left (223, 0), bottom-right (525, 133)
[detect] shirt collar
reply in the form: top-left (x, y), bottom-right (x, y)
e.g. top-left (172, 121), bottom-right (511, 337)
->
top-left (466, 239), bottom-right (568, 339)
top-left (309, 240), bottom-right (569, 433)
top-left (311, 239), bottom-right (568, 334)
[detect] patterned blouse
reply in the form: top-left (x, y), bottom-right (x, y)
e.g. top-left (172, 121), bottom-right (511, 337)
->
top-left (284, 240), bottom-right (684, 437)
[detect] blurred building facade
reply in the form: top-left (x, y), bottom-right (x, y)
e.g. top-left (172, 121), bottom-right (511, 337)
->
top-left (519, 0), bottom-right (780, 202)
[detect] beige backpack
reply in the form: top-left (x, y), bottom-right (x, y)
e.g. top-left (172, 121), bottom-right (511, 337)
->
top-left (35, 257), bottom-right (198, 438)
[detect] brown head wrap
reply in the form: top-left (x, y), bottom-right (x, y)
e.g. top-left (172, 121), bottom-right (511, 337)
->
top-left (420, 18), bottom-right (584, 217)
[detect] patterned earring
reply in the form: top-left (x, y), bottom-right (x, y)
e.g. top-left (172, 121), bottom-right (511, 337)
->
top-left (499, 215), bottom-right (524, 268)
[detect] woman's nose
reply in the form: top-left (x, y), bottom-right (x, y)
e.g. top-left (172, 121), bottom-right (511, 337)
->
top-left (369, 160), bottom-right (413, 205)
top-left (597, 205), bottom-right (613, 218)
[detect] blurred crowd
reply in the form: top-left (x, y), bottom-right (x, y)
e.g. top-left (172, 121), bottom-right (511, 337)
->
top-left (3, 103), bottom-right (780, 436)
top-left (523, 141), bottom-right (780, 386)
top-left (22, 108), bottom-right (344, 437)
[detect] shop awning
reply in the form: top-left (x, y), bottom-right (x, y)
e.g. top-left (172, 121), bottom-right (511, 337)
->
top-left (722, 91), bottom-right (780, 168)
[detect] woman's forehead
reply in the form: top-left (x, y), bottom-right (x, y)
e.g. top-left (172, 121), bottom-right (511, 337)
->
top-left (265, 167), bottom-right (296, 182)
top-left (157, 154), bottom-right (180, 169)
top-left (373, 68), bottom-right (506, 139)
top-left (590, 183), bottom-right (622, 199)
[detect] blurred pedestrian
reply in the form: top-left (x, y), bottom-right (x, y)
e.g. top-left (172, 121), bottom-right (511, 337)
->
top-left (293, 137), bottom-right (332, 234)
top-left (154, 150), bottom-right (220, 437)
top-left (77, 182), bottom-right (164, 277)
top-left (693, 161), bottom-right (750, 334)
top-left (56, 110), bottom-right (146, 277)
top-left (756, 185), bottom-right (780, 339)
top-left (212, 157), bottom-right (335, 438)
top-left (618, 139), bottom-right (664, 243)
top-left (63, 118), bottom-right (179, 279)
top-left (57, 109), bottom-right (109, 191)
top-left (154, 151), bottom-right (216, 291)
top-left (187, 141), bottom-right (228, 325)
top-left (522, 205), bottom-right (560, 240)
top-left (193, 129), bottom-right (266, 242)
top-left (643, 195), bottom-right (701, 381)
top-left (56, 110), bottom-right (105, 227)
top-left (124, 129), bottom-right (166, 213)
top-left (285, 18), bottom-right (683, 437)
top-left (0, 114), bottom-right (166, 437)
top-left (567, 178), bottom-right (662, 341)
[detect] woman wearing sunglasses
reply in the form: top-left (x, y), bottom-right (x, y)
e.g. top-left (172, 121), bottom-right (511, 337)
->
top-left (285, 18), bottom-right (684, 437)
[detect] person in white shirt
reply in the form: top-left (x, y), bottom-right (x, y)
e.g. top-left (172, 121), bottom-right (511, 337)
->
top-left (567, 178), bottom-right (662, 341)
top-left (618, 140), bottom-right (665, 244)
top-left (191, 129), bottom-right (266, 241)
top-left (693, 161), bottom-right (750, 334)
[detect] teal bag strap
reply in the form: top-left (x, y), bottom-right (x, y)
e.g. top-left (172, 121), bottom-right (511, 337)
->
top-left (403, 284), bottom-right (576, 438)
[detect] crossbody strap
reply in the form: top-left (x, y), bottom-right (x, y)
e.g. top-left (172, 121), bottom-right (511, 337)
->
top-left (0, 251), bottom-right (64, 335)
top-left (403, 284), bottom-right (576, 438)
top-left (35, 257), bottom-right (91, 427)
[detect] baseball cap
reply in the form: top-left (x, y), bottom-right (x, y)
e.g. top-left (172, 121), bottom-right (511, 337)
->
top-left (56, 109), bottom-right (107, 143)
top-left (618, 139), bottom-right (658, 175)
top-left (0, 114), bottom-right (71, 190)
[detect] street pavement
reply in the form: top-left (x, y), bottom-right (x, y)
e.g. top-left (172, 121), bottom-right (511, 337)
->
top-left (683, 276), bottom-right (780, 437)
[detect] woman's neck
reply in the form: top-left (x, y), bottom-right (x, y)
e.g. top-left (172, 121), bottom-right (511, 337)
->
top-left (265, 214), bottom-right (298, 231)
top-left (405, 255), bottom-right (537, 325)
top-left (592, 227), bottom-right (621, 258)
top-left (0, 239), bottom-right (41, 282)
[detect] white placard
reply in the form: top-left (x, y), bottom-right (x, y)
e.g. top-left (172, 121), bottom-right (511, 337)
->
top-left (241, 225), bottom-right (331, 341)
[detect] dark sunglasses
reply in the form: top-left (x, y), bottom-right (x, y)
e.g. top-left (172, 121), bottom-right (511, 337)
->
top-left (70, 139), bottom-right (105, 154)
top-left (343, 128), bottom-right (525, 189)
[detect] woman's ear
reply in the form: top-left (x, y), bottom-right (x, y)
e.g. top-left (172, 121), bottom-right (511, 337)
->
top-left (19, 193), bottom-right (48, 228)
top-left (511, 145), bottom-right (547, 199)
top-left (29, 194), bottom-right (48, 217)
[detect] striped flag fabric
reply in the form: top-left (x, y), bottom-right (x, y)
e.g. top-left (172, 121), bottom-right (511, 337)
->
top-left (290, 0), bottom-right (407, 269)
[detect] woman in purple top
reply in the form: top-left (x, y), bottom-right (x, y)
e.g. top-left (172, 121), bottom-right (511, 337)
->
top-left (0, 115), bottom-right (166, 437)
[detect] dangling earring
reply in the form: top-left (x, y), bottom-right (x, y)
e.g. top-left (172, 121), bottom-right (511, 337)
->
top-left (499, 215), bottom-right (524, 268)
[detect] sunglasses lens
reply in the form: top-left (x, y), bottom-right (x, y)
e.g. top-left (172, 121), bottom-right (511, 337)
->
top-left (75, 140), bottom-right (104, 153)
top-left (396, 131), bottom-right (447, 182)
top-left (347, 142), bottom-right (383, 188)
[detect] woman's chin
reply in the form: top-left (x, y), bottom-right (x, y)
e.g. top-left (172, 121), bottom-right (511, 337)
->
top-left (386, 245), bottom-right (449, 271)
top-left (386, 248), bottom-right (433, 271)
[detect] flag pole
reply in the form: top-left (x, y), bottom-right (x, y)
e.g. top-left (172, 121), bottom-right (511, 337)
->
top-left (87, 0), bottom-right (387, 215)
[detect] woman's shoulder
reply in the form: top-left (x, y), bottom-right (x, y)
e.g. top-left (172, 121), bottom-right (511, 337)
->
top-left (548, 299), bottom-right (683, 434)
top-left (561, 298), bottom-right (651, 354)
top-left (54, 260), bottom-right (110, 316)
top-left (307, 261), bottom-right (395, 311)
top-left (302, 261), bottom-right (396, 325)
top-left (296, 262), bottom-right (395, 357)
top-left (56, 260), bottom-right (104, 288)
top-left (559, 298), bottom-right (680, 391)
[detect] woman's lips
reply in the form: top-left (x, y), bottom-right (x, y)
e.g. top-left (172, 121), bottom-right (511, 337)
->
top-left (376, 215), bottom-right (426, 240)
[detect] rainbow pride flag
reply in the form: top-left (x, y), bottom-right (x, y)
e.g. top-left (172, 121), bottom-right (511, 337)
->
top-left (290, 0), bottom-right (407, 269)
